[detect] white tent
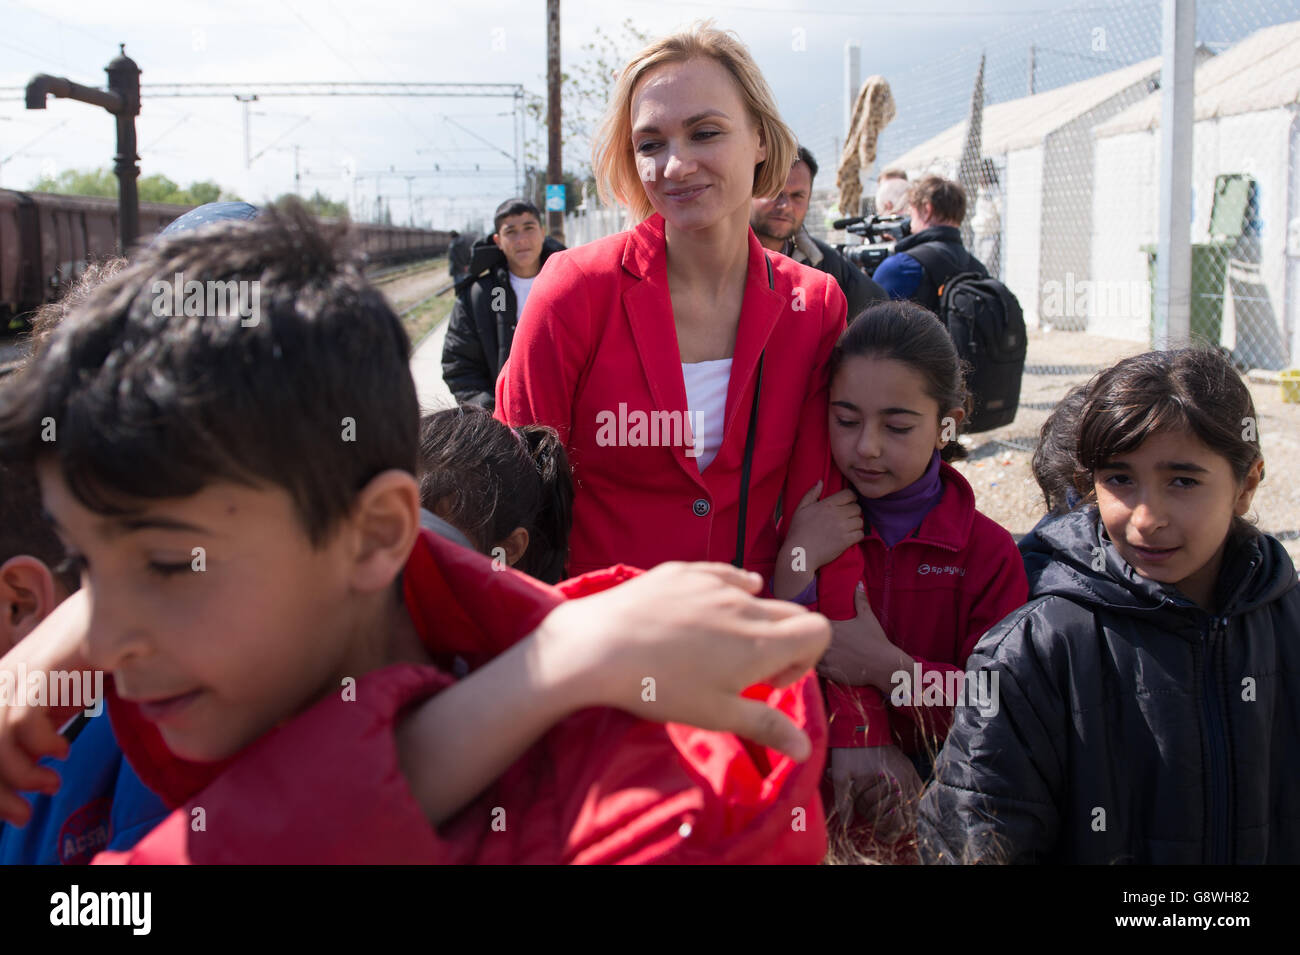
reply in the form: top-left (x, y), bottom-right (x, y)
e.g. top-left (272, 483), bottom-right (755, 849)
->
top-left (1091, 20), bottom-right (1300, 368)
top-left (887, 56), bottom-right (1165, 327)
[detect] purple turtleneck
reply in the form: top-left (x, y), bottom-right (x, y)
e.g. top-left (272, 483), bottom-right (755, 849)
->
top-left (858, 450), bottom-right (944, 547)
top-left (780, 451), bottom-right (946, 606)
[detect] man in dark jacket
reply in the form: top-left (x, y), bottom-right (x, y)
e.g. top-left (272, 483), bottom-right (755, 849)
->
top-left (751, 146), bottom-right (885, 322)
top-left (447, 230), bottom-right (474, 286)
top-left (442, 199), bottom-right (564, 410)
top-left (872, 175), bottom-right (989, 314)
top-left (919, 504), bottom-right (1300, 864)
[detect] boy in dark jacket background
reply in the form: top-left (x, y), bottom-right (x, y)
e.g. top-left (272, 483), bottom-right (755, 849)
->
top-left (442, 198), bottom-right (565, 410)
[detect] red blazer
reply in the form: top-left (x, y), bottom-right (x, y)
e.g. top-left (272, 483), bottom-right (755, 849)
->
top-left (495, 213), bottom-right (848, 581)
top-left (94, 530), bottom-right (829, 864)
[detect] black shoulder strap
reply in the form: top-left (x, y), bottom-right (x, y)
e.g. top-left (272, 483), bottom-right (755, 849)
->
top-left (733, 256), bottom-right (772, 567)
top-left (905, 241), bottom-right (966, 292)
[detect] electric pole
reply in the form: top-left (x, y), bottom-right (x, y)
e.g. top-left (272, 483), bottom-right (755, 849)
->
top-left (235, 93), bottom-right (258, 168)
top-left (546, 0), bottom-right (564, 243)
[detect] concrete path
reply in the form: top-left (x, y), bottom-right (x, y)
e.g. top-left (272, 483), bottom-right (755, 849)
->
top-left (409, 317), bottom-right (456, 413)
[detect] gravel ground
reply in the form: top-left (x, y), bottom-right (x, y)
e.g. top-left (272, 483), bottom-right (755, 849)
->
top-left (374, 258), bottom-right (452, 313)
top-left (951, 327), bottom-right (1300, 569)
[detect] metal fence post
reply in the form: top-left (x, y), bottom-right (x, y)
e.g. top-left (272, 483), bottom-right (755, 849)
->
top-left (1154, 0), bottom-right (1195, 348)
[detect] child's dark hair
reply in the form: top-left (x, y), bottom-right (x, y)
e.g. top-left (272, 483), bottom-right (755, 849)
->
top-left (1032, 384), bottom-right (1088, 515)
top-left (828, 300), bottom-right (973, 461)
top-left (1073, 348), bottom-right (1263, 523)
top-left (27, 257), bottom-right (128, 355)
top-left (493, 197), bottom-right (542, 233)
top-left (418, 406), bottom-right (573, 584)
top-left (0, 460), bottom-right (79, 593)
top-left (0, 199), bottom-right (418, 546)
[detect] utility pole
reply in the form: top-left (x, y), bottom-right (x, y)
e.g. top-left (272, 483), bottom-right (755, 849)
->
top-left (546, 0), bottom-right (564, 243)
top-left (1027, 45), bottom-right (1036, 95)
top-left (235, 93), bottom-right (258, 168)
top-left (843, 41), bottom-right (860, 146)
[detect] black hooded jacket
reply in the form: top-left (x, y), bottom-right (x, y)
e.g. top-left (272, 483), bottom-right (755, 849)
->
top-left (919, 505), bottom-right (1300, 864)
top-left (441, 235), bottom-right (565, 409)
top-left (780, 230), bottom-right (886, 321)
top-left (884, 224), bottom-right (987, 313)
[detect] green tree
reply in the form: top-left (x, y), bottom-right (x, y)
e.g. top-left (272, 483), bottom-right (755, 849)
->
top-left (31, 167), bottom-right (116, 197)
top-left (138, 174), bottom-right (182, 203)
top-left (32, 167), bottom-right (238, 205)
top-left (186, 181), bottom-right (223, 205)
top-left (275, 189), bottom-right (349, 219)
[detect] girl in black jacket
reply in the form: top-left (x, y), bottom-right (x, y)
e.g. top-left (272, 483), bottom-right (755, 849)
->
top-left (919, 348), bottom-right (1300, 864)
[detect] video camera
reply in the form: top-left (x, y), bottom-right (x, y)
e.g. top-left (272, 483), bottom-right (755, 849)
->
top-left (833, 213), bottom-right (910, 276)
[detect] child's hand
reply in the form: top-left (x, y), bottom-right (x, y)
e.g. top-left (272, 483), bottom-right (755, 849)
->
top-left (829, 744), bottom-right (923, 845)
top-left (784, 481), bottom-right (864, 573)
top-left (818, 583), bottom-right (911, 690)
top-left (539, 562), bottom-right (831, 761)
top-left (0, 590), bottom-right (93, 825)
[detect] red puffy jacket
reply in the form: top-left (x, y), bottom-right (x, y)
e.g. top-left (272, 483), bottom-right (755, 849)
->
top-left (94, 530), bottom-right (828, 864)
top-left (818, 462), bottom-right (1028, 752)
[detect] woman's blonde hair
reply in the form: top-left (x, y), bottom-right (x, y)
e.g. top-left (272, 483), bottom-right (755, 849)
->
top-left (592, 21), bottom-right (797, 222)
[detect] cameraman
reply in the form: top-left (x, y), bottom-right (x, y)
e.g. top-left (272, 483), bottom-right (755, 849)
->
top-left (751, 146), bottom-right (885, 322)
top-left (873, 175), bottom-right (988, 312)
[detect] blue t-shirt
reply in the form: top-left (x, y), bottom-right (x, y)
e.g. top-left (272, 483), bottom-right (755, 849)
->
top-left (871, 251), bottom-right (925, 301)
top-left (0, 712), bottom-right (168, 864)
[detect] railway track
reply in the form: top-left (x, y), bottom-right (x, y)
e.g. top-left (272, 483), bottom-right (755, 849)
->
top-left (368, 256), bottom-right (447, 285)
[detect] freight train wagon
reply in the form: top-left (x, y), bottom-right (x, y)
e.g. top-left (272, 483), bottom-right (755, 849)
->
top-left (0, 190), bottom-right (451, 322)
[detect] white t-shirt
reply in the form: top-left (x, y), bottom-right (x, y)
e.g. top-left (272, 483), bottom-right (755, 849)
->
top-left (680, 358), bottom-right (732, 471)
top-left (509, 272), bottom-right (537, 318)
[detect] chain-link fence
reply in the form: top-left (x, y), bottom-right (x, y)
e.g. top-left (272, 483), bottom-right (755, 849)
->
top-left (811, 0), bottom-right (1300, 374)
top-left (560, 2), bottom-right (1300, 374)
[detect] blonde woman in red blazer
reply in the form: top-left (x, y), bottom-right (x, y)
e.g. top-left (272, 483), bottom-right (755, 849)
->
top-left (496, 24), bottom-right (850, 585)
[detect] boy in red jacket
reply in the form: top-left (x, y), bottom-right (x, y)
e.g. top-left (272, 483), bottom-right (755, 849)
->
top-left (0, 201), bottom-right (831, 863)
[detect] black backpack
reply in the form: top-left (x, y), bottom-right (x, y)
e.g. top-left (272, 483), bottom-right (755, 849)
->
top-left (905, 242), bottom-right (1027, 433)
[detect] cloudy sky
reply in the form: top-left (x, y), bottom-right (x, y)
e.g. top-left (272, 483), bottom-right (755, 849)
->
top-left (0, 0), bottom-right (1290, 231)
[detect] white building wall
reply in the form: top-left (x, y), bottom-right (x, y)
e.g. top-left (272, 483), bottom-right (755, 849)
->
top-left (1090, 108), bottom-right (1295, 362)
top-left (1198, 109), bottom-right (1291, 366)
top-left (1003, 145), bottom-right (1044, 327)
top-left (1089, 130), bottom-right (1159, 340)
